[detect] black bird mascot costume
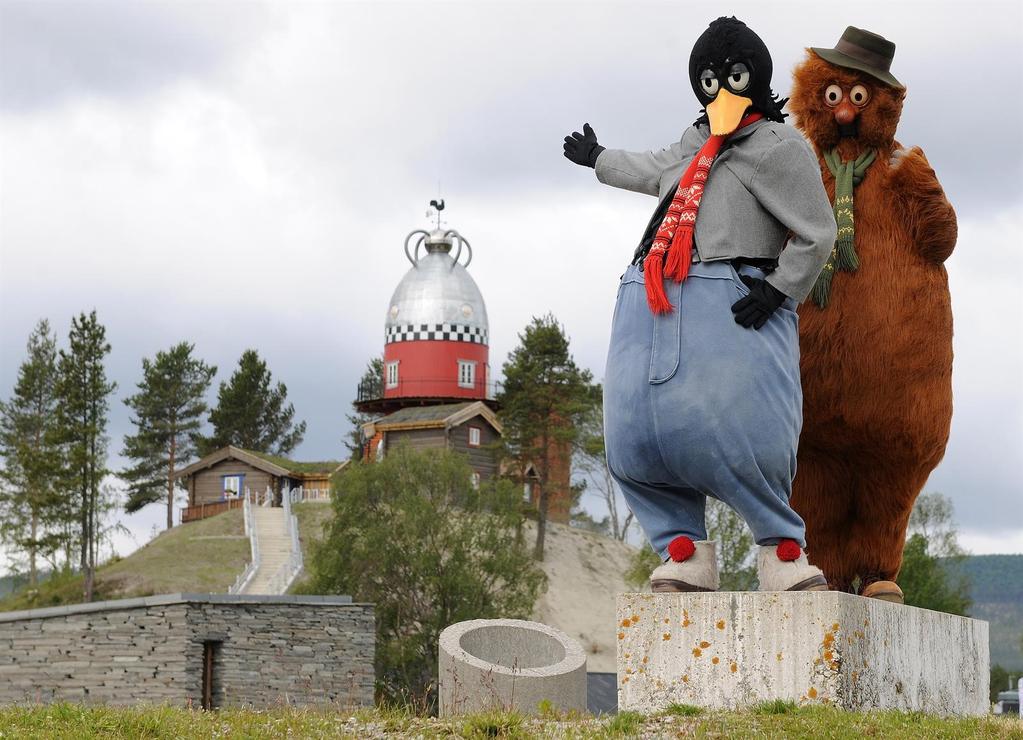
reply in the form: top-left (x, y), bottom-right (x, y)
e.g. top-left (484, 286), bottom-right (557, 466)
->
top-left (563, 17), bottom-right (837, 593)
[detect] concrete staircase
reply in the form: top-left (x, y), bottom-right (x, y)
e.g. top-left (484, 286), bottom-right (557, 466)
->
top-left (239, 507), bottom-right (293, 595)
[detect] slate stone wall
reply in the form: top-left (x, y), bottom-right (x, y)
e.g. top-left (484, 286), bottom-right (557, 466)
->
top-left (0, 594), bottom-right (374, 708)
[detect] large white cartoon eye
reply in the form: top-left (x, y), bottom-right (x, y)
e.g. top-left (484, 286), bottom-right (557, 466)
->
top-left (699, 69), bottom-right (720, 97)
top-left (726, 62), bottom-right (751, 92)
top-left (849, 84), bottom-right (870, 106)
top-left (824, 84), bottom-right (843, 107)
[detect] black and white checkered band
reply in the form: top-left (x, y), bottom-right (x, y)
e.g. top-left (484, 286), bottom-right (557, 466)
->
top-left (385, 323), bottom-right (488, 345)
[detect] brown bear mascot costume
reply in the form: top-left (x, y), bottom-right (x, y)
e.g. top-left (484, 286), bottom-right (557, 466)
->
top-left (786, 28), bottom-right (958, 602)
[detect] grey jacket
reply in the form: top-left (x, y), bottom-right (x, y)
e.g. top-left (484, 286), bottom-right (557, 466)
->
top-left (594, 119), bottom-right (836, 302)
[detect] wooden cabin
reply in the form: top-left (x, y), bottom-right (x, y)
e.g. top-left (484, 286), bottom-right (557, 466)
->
top-left (175, 446), bottom-right (346, 523)
top-left (361, 401), bottom-right (501, 484)
top-left (360, 400), bottom-right (571, 522)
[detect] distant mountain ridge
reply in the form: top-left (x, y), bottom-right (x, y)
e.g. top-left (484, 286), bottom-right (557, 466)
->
top-left (955, 553), bottom-right (1023, 670)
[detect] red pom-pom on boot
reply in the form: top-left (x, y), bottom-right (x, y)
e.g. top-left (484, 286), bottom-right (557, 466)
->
top-left (667, 536), bottom-right (696, 562)
top-left (776, 539), bottom-right (802, 562)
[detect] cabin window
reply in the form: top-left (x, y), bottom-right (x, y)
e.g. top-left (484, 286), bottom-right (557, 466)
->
top-left (458, 360), bottom-right (476, 388)
top-left (386, 361), bottom-right (399, 389)
top-left (468, 426), bottom-right (481, 447)
top-left (523, 480), bottom-right (533, 503)
top-left (222, 475), bottom-right (242, 499)
top-left (470, 471), bottom-right (481, 489)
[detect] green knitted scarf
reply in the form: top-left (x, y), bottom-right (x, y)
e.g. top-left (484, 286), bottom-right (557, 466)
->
top-left (810, 148), bottom-right (877, 308)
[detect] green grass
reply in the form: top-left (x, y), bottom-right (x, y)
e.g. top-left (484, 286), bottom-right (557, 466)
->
top-left (0, 704), bottom-right (1018, 739)
top-left (460, 709), bottom-right (527, 738)
top-left (0, 510), bottom-right (249, 612)
top-left (754, 698), bottom-right (799, 714)
top-left (600, 709), bottom-right (644, 736)
top-left (661, 702), bottom-right (704, 716)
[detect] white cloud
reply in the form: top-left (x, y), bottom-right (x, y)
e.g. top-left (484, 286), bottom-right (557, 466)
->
top-left (960, 528), bottom-right (1023, 557)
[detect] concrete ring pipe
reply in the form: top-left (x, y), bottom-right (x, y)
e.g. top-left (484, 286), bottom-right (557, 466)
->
top-left (438, 618), bottom-right (587, 717)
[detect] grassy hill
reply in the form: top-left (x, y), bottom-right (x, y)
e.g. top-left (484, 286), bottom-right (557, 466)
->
top-left (957, 554), bottom-right (1023, 670)
top-left (0, 510), bottom-right (250, 612)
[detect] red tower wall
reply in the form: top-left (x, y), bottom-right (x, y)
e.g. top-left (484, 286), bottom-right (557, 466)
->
top-left (383, 341), bottom-right (489, 400)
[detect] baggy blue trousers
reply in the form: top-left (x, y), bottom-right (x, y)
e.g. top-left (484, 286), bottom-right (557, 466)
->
top-left (604, 260), bottom-right (808, 561)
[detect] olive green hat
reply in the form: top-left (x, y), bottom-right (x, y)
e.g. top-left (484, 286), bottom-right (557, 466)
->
top-left (811, 26), bottom-right (904, 89)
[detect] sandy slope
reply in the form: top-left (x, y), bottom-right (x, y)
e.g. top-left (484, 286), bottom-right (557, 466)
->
top-left (528, 521), bottom-right (641, 672)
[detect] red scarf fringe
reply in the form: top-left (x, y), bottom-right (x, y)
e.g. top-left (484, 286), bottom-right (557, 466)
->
top-left (643, 247), bottom-right (673, 314)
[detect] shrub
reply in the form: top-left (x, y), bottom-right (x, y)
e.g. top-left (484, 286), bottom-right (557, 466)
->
top-left (301, 445), bottom-right (546, 710)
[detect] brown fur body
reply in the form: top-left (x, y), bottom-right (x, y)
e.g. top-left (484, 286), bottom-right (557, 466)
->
top-left (787, 52), bottom-right (957, 591)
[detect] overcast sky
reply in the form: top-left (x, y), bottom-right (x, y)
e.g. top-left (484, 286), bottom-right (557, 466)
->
top-left (1, 0), bottom-right (1021, 564)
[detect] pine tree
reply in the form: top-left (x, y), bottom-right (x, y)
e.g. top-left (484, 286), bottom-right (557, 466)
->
top-left (55, 310), bottom-right (116, 602)
top-left (498, 314), bottom-right (596, 560)
top-left (196, 349), bottom-right (305, 456)
top-left (121, 343), bottom-right (216, 529)
top-left (0, 320), bottom-right (65, 585)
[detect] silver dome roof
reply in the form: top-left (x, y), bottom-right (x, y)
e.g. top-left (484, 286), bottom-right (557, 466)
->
top-left (385, 229), bottom-right (489, 345)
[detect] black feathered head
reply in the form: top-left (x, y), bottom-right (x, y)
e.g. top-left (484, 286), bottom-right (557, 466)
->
top-left (689, 17), bottom-right (787, 133)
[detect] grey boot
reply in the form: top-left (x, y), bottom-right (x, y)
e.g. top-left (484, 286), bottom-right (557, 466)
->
top-left (757, 542), bottom-right (828, 592)
top-left (650, 540), bottom-right (720, 593)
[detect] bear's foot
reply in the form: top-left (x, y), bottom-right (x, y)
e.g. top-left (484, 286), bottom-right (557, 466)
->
top-left (861, 580), bottom-right (904, 604)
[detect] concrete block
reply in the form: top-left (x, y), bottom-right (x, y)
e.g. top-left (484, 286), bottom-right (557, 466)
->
top-left (617, 592), bottom-right (989, 716)
top-left (439, 619), bottom-right (587, 717)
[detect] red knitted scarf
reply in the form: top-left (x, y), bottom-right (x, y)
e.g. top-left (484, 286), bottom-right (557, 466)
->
top-left (644, 112), bottom-right (764, 313)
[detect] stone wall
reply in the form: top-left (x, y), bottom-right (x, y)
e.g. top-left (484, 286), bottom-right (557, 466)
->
top-left (0, 594), bottom-right (374, 708)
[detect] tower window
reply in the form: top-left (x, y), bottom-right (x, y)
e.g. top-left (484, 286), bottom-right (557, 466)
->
top-left (458, 360), bottom-right (476, 389)
top-left (386, 361), bottom-right (399, 389)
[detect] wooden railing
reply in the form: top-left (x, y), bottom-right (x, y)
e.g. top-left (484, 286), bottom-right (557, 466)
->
top-left (180, 497), bottom-right (244, 524)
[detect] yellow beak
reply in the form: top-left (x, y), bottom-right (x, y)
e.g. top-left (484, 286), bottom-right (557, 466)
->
top-left (706, 88), bottom-right (753, 136)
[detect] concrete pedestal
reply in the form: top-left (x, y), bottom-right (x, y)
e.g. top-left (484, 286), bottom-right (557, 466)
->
top-left (617, 592), bottom-right (988, 716)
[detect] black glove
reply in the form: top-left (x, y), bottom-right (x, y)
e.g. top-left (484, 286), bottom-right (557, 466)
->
top-left (563, 123), bottom-right (605, 168)
top-left (731, 275), bottom-right (787, 329)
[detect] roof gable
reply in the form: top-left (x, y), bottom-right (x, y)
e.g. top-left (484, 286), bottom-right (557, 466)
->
top-left (363, 401), bottom-right (502, 436)
top-left (243, 450), bottom-right (346, 476)
top-left (174, 446), bottom-right (346, 480)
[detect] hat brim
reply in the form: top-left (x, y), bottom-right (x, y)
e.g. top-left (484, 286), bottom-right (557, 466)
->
top-left (810, 47), bottom-right (904, 90)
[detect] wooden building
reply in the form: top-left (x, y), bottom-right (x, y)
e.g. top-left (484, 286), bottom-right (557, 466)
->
top-left (175, 446), bottom-right (346, 523)
top-left (362, 401), bottom-right (501, 484)
top-left (361, 400), bottom-right (572, 522)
